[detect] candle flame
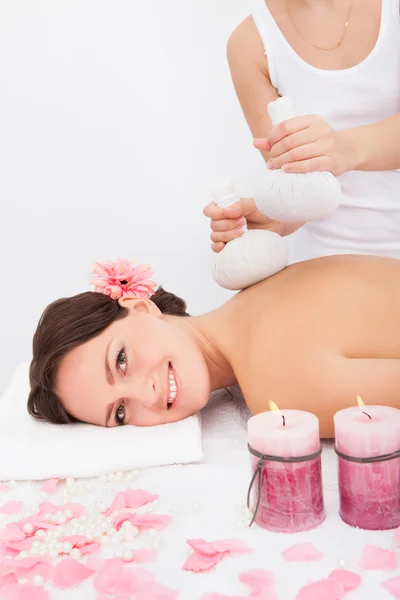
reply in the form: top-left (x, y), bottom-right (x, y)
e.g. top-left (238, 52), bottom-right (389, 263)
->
top-left (357, 395), bottom-right (365, 409)
top-left (269, 401), bottom-right (281, 414)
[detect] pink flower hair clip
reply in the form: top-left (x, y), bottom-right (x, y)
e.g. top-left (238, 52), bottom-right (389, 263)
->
top-left (90, 258), bottom-right (157, 300)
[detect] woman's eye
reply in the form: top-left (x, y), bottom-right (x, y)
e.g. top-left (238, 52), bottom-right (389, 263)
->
top-left (115, 348), bottom-right (127, 373)
top-left (115, 401), bottom-right (125, 425)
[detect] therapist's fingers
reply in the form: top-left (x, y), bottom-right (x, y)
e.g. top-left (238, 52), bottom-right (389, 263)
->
top-left (212, 242), bottom-right (225, 253)
top-left (210, 216), bottom-right (246, 233)
top-left (203, 201), bottom-right (244, 221)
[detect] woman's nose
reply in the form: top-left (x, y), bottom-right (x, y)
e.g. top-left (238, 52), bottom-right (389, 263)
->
top-left (122, 376), bottom-right (165, 411)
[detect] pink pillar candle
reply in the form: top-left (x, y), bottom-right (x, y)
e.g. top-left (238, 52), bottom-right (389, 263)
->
top-left (247, 410), bottom-right (325, 533)
top-left (334, 405), bottom-right (400, 530)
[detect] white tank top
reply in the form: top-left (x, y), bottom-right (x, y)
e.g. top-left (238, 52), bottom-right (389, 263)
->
top-left (252, 0), bottom-right (400, 262)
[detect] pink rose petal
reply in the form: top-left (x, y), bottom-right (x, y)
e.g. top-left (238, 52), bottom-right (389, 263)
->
top-left (186, 539), bottom-right (219, 556)
top-left (200, 595), bottom-right (243, 600)
top-left (0, 524), bottom-right (26, 543)
top-left (0, 502), bottom-right (23, 516)
top-left (282, 542), bottom-right (323, 562)
top-left (133, 549), bottom-right (158, 563)
top-left (382, 576), bottom-right (400, 598)
top-left (5, 557), bottom-right (53, 582)
top-left (93, 565), bottom-right (153, 596)
top-left (239, 570), bottom-right (276, 592)
top-left (40, 479), bottom-right (61, 495)
top-left (58, 536), bottom-right (100, 555)
top-left (135, 581), bottom-right (179, 600)
top-left (328, 570), bottom-right (361, 592)
top-left (183, 552), bottom-right (224, 573)
top-left (103, 489), bottom-right (158, 516)
top-left (96, 595), bottom-right (131, 600)
top-left (211, 539), bottom-right (251, 555)
top-left (52, 558), bottom-right (95, 589)
top-left (0, 583), bottom-right (50, 600)
top-left (187, 538), bottom-right (250, 557)
top-left (0, 485), bottom-right (10, 493)
top-left (0, 574), bottom-right (17, 588)
top-left (296, 579), bottom-right (344, 600)
top-left (114, 512), bottom-right (172, 532)
top-left (359, 544), bottom-right (397, 571)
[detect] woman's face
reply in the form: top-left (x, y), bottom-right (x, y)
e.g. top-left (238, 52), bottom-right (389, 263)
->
top-left (57, 299), bottom-right (211, 427)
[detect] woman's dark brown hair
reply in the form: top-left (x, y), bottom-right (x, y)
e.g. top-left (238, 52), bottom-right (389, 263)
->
top-left (28, 287), bottom-right (189, 425)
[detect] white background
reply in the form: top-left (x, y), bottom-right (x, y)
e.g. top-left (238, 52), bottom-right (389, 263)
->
top-left (0, 0), bottom-right (267, 394)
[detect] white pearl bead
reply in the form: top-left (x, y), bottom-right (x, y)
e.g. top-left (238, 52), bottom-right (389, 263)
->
top-left (121, 520), bottom-right (133, 530)
top-left (30, 506), bottom-right (40, 516)
top-left (64, 509), bottom-right (73, 519)
top-left (23, 523), bottom-right (34, 534)
top-left (19, 551), bottom-right (29, 558)
top-left (114, 548), bottom-right (124, 558)
top-left (33, 575), bottom-right (44, 587)
top-left (58, 515), bottom-right (67, 525)
top-left (40, 492), bottom-right (49, 500)
top-left (35, 529), bottom-right (45, 539)
top-left (32, 541), bottom-right (41, 549)
top-left (38, 549), bottom-right (47, 556)
top-left (43, 513), bottom-right (52, 522)
top-left (131, 526), bottom-right (139, 537)
top-left (18, 578), bottom-right (28, 585)
top-left (63, 542), bottom-right (73, 553)
top-left (122, 551), bottom-right (133, 562)
top-left (49, 550), bottom-right (58, 560)
top-left (70, 548), bottom-right (81, 559)
top-left (338, 558), bottom-right (348, 567)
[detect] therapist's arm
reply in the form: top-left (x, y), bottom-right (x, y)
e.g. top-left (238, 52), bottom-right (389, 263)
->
top-left (340, 114), bottom-right (400, 172)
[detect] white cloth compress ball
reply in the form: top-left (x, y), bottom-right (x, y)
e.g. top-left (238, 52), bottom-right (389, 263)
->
top-left (211, 181), bottom-right (289, 291)
top-left (255, 96), bottom-right (342, 223)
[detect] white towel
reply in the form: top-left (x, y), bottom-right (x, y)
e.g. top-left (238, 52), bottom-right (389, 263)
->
top-left (0, 362), bottom-right (203, 481)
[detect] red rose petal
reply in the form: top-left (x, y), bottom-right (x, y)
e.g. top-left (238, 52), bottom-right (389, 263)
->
top-left (52, 558), bottom-right (95, 589)
top-left (40, 479), bottom-right (61, 495)
top-left (382, 576), bottom-right (400, 598)
top-left (0, 503), bottom-right (23, 516)
top-left (183, 552), bottom-right (224, 573)
top-left (282, 543), bottom-right (323, 562)
top-left (295, 579), bottom-right (344, 600)
top-left (328, 570), bottom-right (361, 592)
top-left (239, 569), bottom-right (275, 592)
top-left (359, 544), bottom-right (397, 571)
top-left (0, 583), bottom-right (50, 600)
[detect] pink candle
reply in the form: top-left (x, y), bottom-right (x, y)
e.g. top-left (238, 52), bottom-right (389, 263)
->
top-left (247, 409), bottom-right (325, 533)
top-left (334, 403), bottom-right (400, 530)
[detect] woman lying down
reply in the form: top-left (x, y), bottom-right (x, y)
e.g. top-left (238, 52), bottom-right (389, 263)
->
top-left (28, 255), bottom-right (400, 438)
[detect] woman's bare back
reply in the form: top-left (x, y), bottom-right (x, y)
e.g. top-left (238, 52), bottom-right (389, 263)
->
top-left (227, 255), bottom-right (400, 437)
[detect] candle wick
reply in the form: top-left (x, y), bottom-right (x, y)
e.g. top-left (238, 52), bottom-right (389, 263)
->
top-left (362, 411), bottom-right (372, 420)
top-left (282, 415), bottom-right (286, 427)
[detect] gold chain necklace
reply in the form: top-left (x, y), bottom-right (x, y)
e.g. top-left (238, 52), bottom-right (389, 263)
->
top-left (285, 0), bottom-right (354, 51)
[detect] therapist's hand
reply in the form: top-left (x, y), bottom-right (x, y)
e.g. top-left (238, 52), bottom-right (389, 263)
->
top-left (254, 114), bottom-right (350, 176)
top-left (203, 197), bottom-right (300, 253)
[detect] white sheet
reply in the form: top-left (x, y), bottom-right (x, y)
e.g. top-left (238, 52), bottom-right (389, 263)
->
top-left (0, 387), bottom-right (398, 599)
